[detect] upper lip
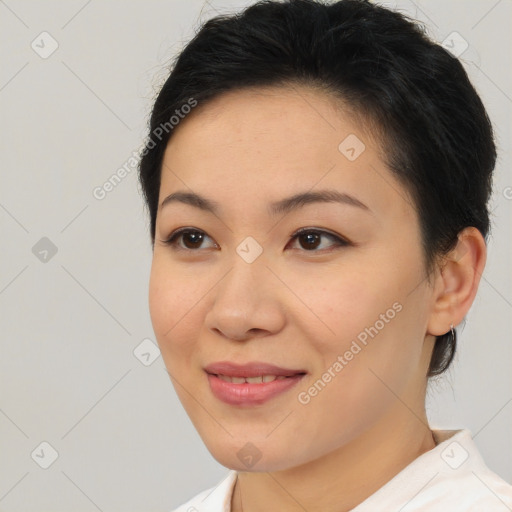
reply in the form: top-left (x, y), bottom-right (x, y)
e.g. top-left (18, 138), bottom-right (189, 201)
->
top-left (204, 361), bottom-right (307, 378)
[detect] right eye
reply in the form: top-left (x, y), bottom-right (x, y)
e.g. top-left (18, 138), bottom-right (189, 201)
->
top-left (160, 228), bottom-right (218, 251)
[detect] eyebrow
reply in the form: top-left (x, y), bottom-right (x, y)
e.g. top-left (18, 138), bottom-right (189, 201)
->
top-left (159, 189), bottom-right (371, 216)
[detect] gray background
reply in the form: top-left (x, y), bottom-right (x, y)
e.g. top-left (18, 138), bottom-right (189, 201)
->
top-left (0, 1), bottom-right (510, 510)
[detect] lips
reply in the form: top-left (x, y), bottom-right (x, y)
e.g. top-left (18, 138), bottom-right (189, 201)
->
top-left (204, 361), bottom-right (307, 406)
top-left (204, 361), bottom-right (306, 379)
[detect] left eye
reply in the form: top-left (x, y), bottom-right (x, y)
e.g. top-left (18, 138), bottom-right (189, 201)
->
top-left (287, 228), bottom-right (349, 251)
top-left (161, 228), bottom-right (217, 251)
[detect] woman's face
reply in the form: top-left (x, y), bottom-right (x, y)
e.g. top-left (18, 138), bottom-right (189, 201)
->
top-left (149, 86), bottom-right (437, 471)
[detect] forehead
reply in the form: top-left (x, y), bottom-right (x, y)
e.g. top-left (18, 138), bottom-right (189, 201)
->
top-left (159, 85), bottom-right (413, 221)
top-left (167, 85), bottom-right (364, 153)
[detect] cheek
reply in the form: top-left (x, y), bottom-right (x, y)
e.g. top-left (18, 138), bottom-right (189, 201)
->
top-left (291, 259), bottom-right (424, 396)
top-left (290, 280), bottom-right (420, 452)
top-left (148, 256), bottom-right (205, 362)
top-left (283, 262), bottom-right (393, 352)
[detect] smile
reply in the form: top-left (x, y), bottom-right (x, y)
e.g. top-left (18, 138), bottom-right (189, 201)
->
top-left (203, 361), bottom-right (307, 406)
top-left (214, 374), bottom-right (290, 383)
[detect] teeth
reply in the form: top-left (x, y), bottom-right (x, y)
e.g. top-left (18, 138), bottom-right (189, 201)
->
top-left (246, 376), bottom-right (264, 384)
top-left (216, 374), bottom-right (287, 383)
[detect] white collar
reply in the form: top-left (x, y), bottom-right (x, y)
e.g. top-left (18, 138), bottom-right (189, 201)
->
top-left (176, 429), bottom-right (511, 511)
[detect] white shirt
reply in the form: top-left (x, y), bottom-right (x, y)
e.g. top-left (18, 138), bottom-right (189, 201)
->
top-left (171, 429), bottom-right (512, 511)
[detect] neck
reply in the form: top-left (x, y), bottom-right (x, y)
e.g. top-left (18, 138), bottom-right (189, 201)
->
top-left (231, 407), bottom-right (436, 512)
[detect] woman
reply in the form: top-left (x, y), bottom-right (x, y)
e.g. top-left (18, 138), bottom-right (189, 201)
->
top-left (138, 0), bottom-right (512, 510)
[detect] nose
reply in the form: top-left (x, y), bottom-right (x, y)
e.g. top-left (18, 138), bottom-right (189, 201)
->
top-left (204, 254), bottom-right (286, 342)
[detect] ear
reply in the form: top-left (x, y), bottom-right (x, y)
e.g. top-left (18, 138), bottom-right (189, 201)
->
top-left (427, 227), bottom-right (487, 336)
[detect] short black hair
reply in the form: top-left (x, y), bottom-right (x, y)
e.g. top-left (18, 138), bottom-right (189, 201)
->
top-left (138, 0), bottom-right (496, 377)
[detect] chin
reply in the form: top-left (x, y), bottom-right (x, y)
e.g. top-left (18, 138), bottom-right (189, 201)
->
top-left (204, 438), bottom-right (303, 473)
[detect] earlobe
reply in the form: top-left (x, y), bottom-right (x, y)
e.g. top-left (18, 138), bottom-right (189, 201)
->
top-left (427, 227), bottom-right (487, 336)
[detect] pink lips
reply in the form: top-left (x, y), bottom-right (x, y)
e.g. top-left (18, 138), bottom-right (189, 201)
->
top-left (204, 361), bottom-right (306, 406)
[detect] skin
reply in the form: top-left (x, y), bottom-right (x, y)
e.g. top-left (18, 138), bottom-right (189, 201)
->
top-left (148, 85), bottom-right (486, 512)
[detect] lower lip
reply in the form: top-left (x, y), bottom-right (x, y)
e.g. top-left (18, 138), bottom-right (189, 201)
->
top-left (206, 373), bottom-right (305, 406)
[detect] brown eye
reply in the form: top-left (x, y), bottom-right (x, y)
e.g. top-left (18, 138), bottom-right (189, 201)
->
top-left (288, 228), bottom-right (350, 252)
top-left (181, 231), bottom-right (204, 249)
top-left (298, 232), bottom-right (322, 250)
top-left (161, 229), bottom-right (217, 251)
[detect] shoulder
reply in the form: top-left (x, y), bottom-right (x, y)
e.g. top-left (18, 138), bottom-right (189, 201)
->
top-left (170, 471), bottom-right (238, 512)
top-left (428, 429), bottom-right (512, 510)
top-left (352, 429), bottom-right (512, 511)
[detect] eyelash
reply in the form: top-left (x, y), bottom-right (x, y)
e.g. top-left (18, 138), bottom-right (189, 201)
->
top-left (159, 227), bottom-right (351, 253)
